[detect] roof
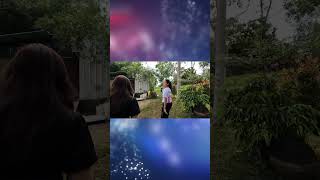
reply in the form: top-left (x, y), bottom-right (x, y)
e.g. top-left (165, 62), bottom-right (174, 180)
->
top-left (0, 30), bottom-right (52, 45)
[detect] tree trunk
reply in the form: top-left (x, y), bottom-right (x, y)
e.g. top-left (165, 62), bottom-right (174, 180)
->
top-left (213, 0), bottom-right (226, 124)
top-left (177, 61), bottom-right (181, 93)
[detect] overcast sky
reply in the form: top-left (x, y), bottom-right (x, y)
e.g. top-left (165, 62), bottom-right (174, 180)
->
top-left (227, 0), bottom-right (295, 40)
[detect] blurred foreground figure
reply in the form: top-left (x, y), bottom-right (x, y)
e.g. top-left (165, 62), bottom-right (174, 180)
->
top-left (110, 75), bottom-right (140, 118)
top-left (0, 44), bottom-right (97, 180)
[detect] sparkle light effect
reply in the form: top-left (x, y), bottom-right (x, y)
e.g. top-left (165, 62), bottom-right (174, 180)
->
top-left (110, 119), bottom-right (210, 180)
top-left (110, 119), bottom-right (151, 180)
top-left (110, 0), bottom-right (210, 61)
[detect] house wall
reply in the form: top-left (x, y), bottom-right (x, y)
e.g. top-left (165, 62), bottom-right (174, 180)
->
top-left (79, 57), bottom-right (108, 115)
top-left (76, 0), bottom-right (109, 116)
top-left (134, 78), bottom-right (149, 94)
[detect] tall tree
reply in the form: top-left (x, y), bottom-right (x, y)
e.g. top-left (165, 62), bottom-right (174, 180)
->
top-left (12, 0), bottom-right (107, 61)
top-left (176, 62), bottom-right (181, 92)
top-left (284, 0), bottom-right (320, 22)
top-left (213, 0), bottom-right (227, 124)
top-left (155, 62), bottom-right (174, 83)
top-left (284, 0), bottom-right (320, 57)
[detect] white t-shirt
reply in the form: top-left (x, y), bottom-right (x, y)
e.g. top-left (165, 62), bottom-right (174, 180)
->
top-left (162, 87), bottom-right (172, 103)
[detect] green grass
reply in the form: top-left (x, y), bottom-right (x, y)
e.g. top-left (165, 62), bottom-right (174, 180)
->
top-left (212, 125), bottom-right (280, 180)
top-left (139, 87), bottom-right (208, 118)
top-left (137, 97), bottom-right (199, 118)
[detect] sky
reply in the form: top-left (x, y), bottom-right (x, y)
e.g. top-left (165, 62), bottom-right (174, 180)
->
top-left (110, 118), bottom-right (210, 180)
top-left (227, 0), bottom-right (295, 40)
top-left (110, 0), bottom-right (210, 61)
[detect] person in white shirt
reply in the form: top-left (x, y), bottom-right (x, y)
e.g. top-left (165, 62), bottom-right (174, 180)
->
top-left (161, 79), bottom-right (173, 118)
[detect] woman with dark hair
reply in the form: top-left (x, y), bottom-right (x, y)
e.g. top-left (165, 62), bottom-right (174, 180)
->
top-left (0, 44), bottom-right (97, 180)
top-left (110, 75), bottom-right (140, 118)
top-left (161, 79), bottom-right (173, 118)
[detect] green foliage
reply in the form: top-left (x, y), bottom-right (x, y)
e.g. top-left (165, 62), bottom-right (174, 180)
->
top-left (225, 18), bottom-right (297, 75)
top-left (180, 63), bottom-right (210, 85)
top-left (284, 0), bottom-right (320, 57)
top-left (225, 76), bottom-right (320, 156)
top-left (155, 62), bottom-right (174, 83)
top-left (179, 82), bottom-right (210, 112)
top-left (111, 62), bottom-right (144, 78)
top-left (227, 18), bottom-right (275, 57)
top-left (199, 62), bottom-right (210, 80)
top-left (0, 1), bottom-right (34, 34)
top-left (9, 0), bottom-right (108, 60)
top-left (148, 91), bottom-right (157, 99)
top-left (111, 62), bottom-right (157, 91)
top-left (284, 0), bottom-right (320, 21)
top-left (181, 67), bottom-right (200, 85)
top-left (171, 84), bottom-right (177, 95)
top-left (280, 58), bottom-right (320, 110)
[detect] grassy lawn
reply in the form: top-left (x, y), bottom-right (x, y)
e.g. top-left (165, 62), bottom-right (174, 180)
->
top-left (139, 86), bottom-right (211, 118)
top-left (212, 125), bottom-right (280, 180)
top-left (137, 97), bottom-right (199, 118)
top-left (88, 123), bottom-right (108, 180)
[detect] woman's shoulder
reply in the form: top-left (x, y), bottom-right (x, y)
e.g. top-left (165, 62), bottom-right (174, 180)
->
top-left (60, 111), bottom-right (86, 127)
top-left (126, 97), bottom-right (138, 105)
top-left (49, 108), bottom-right (86, 131)
top-left (164, 87), bottom-right (172, 92)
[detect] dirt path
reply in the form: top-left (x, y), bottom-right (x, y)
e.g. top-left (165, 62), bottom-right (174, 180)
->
top-left (138, 98), bottom-right (162, 118)
top-left (138, 98), bottom-right (160, 111)
top-left (88, 123), bottom-right (107, 180)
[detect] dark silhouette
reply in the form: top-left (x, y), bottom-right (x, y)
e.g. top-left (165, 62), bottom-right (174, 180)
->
top-left (0, 44), bottom-right (97, 180)
top-left (110, 75), bottom-right (140, 118)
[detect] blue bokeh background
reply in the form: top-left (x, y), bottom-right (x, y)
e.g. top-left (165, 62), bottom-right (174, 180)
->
top-left (110, 119), bottom-right (210, 180)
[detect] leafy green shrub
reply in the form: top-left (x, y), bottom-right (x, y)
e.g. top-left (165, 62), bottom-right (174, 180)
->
top-left (226, 57), bottom-right (265, 76)
top-left (171, 84), bottom-right (177, 95)
top-left (148, 91), bottom-right (157, 99)
top-left (225, 76), bottom-right (320, 156)
top-left (280, 58), bottom-right (320, 110)
top-left (179, 82), bottom-right (210, 112)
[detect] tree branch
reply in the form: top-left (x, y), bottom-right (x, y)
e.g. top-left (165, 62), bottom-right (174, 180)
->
top-left (265, 0), bottom-right (273, 21)
top-left (234, 0), bottom-right (251, 18)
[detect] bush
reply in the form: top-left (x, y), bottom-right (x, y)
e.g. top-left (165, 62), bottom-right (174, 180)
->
top-left (280, 57), bottom-right (320, 110)
top-left (226, 57), bottom-right (265, 76)
top-left (225, 76), bottom-right (320, 157)
top-left (171, 84), bottom-right (177, 95)
top-left (179, 81), bottom-right (210, 113)
top-left (148, 91), bottom-right (157, 99)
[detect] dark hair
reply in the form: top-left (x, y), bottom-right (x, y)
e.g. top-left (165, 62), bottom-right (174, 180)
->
top-left (110, 75), bottom-right (134, 110)
top-left (0, 44), bottom-right (76, 157)
top-left (1, 43), bottom-right (75, 110)
top-left (165, 79), bottom-right (172, 90)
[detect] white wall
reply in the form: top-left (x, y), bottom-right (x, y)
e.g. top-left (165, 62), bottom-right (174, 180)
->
top-left (135, 78), bottom-right (149, 94)
top-left (79, 60), bottom-right (107, 100)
